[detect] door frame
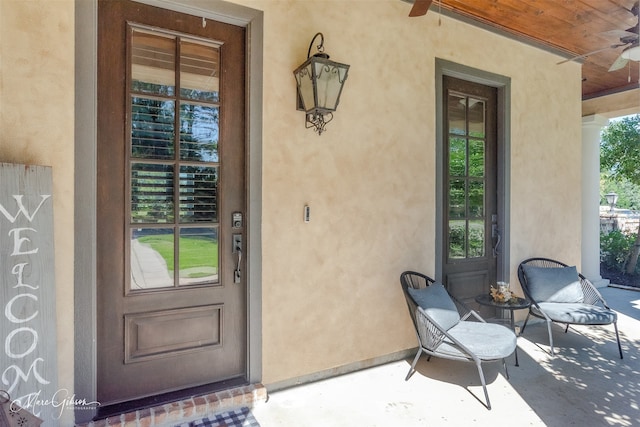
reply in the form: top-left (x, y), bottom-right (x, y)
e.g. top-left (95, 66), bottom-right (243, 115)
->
top-left (74, 0), bottom-right (263, 423)
top-left (435, 59), bottom-right (511, 285)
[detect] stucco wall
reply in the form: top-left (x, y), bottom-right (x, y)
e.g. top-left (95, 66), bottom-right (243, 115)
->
top-left (234, 0), bottom-right (582, 385)
top-left (0, 0), bottom-right (75, 424)
top-left (0, 0), bottom-right (583, 417)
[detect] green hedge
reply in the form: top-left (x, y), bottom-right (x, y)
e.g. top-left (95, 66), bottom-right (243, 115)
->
top-left (600, 230), bottom-right (637, 273)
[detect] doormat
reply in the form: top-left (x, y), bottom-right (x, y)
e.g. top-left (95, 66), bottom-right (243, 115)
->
top-left (175, 407), bottom-right (260, 427)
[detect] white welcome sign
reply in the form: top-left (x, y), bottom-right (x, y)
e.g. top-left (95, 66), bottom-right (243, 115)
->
top-left (0, 163), bottom-right (58, 425)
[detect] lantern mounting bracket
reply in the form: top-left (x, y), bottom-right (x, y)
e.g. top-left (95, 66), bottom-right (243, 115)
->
top-left (307, 32), bottom-right (326, 59)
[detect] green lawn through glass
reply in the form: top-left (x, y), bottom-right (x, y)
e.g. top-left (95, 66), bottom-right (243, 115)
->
top-left (137, 234), bottom-right (218, 276)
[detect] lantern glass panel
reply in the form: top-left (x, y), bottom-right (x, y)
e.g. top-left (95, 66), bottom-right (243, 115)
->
top-left (295, 62), bottom-right (315, 112)
top-left (313, 59), bottom-right (348, 111)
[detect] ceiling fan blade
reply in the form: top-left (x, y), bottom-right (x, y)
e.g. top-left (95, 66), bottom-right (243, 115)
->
top-left (602, 29), bottom-right (638, 39)
top-left (609, 54), bottom-right (629, 71)
top-left (556, 43), bottom-right (626, 64)
top-left (409, 0), bottom-right (433, 17)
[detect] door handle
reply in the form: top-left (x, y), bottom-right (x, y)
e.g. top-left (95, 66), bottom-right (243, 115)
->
top-left (233, 234), bottom-right (242, 283)
top-left (492, 224), bottom-right (501, 257)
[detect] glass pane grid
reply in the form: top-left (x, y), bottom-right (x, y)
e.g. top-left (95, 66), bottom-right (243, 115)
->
top-left (447, 92), bottom-right (487, 261)
top-left (129, 26), bottom-right (222, 291)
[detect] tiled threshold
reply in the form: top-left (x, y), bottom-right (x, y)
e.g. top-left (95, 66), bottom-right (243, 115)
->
top-left (76, 383), bottom-right (267, 427)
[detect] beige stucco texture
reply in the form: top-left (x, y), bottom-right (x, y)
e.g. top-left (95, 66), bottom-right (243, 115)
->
top-left (0, 1), bottom-right (75, 423)
top-left (0, 0), bottom-right (583, 412)
top-left (234, 0), bottom-right (582, 385)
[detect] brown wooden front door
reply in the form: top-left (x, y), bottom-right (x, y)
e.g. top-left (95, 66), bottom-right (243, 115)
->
top-left (442, 76), bottom-right (498, 305)
top-left (97, 0), bottom-right (246, 405)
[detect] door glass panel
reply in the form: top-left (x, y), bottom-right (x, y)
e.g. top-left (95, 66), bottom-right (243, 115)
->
top-left (449, 137), bottom-right (466, 176)
top-left (448, 94), bottom-right (466, 135)
top-left (180, 40), bottom-right (220, 102)
top-left (179, 165), bottom-right (218, 223)
top-left (468, 139), bottom-right (484, 177)
top-left (449, 179), bottom-right (466, 219)
top-left (131, 97), bottom-right (175, 160)
top-left (131, 163), bottom-right (174, 223)
top-left (468, 180), bottom-right (484, 217)
top-left (131, 29), bottom-right (176, 96)
top-left (449, 220), bottom-right (465, 259)
top-left (179, 103), bottom-right (219, 162)
top-left (131, 228), bottom-right (175, 290)
top-left (179, 227), bottom-right (219, 285)
top-left (468, 98), bottom-right (485, 137)
top-left (468, 220), bottom-right (485, 257)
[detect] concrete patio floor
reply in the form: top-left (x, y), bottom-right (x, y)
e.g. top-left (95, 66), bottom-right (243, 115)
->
top-left (251, 286), bottom-right (640, 427)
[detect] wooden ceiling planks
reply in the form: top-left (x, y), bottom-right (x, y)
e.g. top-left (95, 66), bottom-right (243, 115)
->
top-left (429, 0), bottom-right (640, 97)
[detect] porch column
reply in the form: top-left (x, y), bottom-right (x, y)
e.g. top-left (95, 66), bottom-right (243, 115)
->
top-left (582, 114), bottom-right (609, 287)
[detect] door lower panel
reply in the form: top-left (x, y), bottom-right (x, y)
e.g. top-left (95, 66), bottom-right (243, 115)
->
top-left (125, 304), bottom-right (223, 363)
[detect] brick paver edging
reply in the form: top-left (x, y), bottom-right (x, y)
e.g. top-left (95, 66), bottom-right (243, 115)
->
top-left (75, 383), bottom-right (267, 427)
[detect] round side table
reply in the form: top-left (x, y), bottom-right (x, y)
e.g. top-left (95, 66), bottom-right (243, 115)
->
top-left (475, 294), bottom-right (531, 366)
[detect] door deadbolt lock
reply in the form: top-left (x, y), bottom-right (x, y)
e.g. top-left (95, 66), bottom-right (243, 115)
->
top-left (232, 212), bottom-right (243, 229)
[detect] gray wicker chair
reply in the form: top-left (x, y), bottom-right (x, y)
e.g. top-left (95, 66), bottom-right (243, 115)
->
top-left (517, 257), bottom-right (623, 359)
top-left (400, 271), bottom-right (517, 409)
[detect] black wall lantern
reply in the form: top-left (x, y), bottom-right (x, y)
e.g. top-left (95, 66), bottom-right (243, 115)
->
top-left (293, 32), bottom-right (350, 135)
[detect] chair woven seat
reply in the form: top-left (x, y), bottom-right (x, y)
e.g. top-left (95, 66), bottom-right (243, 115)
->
top-left (517, 257), bottom-right (623, 359)
top-left (533, 302), bottom-right (617, 325)
top-left (440, 321), bottom-right (517, 359)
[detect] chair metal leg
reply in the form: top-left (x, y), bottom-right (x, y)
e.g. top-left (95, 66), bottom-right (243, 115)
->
top-left (614, 322), bottom-right (623, 359)
top-left (546, 320), bottom-right (555, 356)
top-left (564, 324), bottom-right (569, 333)
top-left (521, 312), bottom-right (531, 334)
top-left (405, 348), bottom-right (423, 381)
top-left (475, 361), bottom-right (491, 410)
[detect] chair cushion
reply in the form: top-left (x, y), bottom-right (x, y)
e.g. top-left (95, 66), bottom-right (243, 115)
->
top-left (437, 321), bottom-right (516, 360)
top-left (533, 302), bottom-right (617, 325)
top-left (522, 265), bottom-right (584, 303)
top-left (408, 283), bottom-right (460, 330)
